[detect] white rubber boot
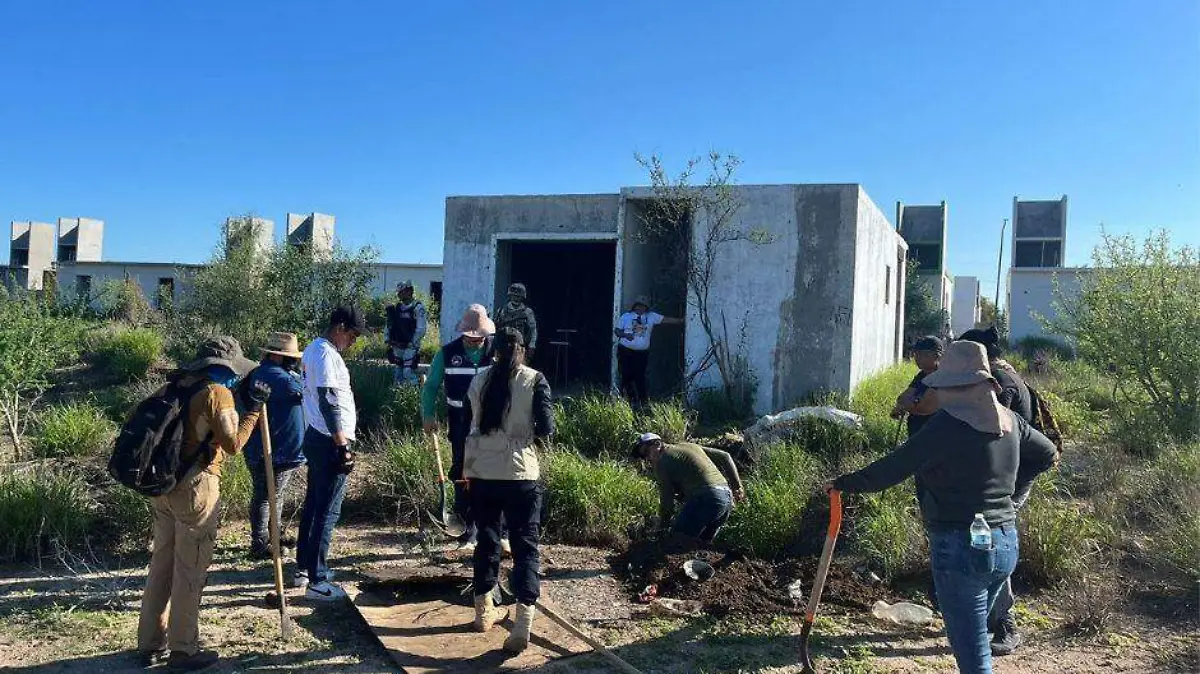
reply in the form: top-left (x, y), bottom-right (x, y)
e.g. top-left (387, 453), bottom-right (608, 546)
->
top-left (503, 603), bottom-right (536, 653)
top-left (473, 594), bottom-right (507, 632)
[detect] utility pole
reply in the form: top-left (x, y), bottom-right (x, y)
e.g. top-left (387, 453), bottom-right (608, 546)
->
top-left (994, 218), bottom-right (1008, 313)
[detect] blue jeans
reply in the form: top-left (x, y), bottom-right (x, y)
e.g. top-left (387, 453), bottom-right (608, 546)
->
top-left (471, 480), bottom-right (542, 605)
top-left (248, 460), bottom-right (301, 553)
top-left (929, 524), bottom-right (1019, 674)
top-left (296, 429), bottom-right (348, 583)
top-left (672, 486), bottom-right (733, 543)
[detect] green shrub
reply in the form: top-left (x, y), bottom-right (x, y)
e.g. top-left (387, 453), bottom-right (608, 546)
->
top-left (359, 431), bottom-right (439, 524)
top-left (692, 386), bottom-right (754, 430)
top-left (1014, 336), bottom-right (1074, 361)
top-left (853, 486), bottom-right (927, 579)
top-left (1035, 359), bottom-right (1115, 413)
top-left (94, 375), bottom-right (167, 423)
top-left (382, 383), bottom-right (425, 435)
top-left (92, 327), bottom-right (164, 382)
top-left (1036, 390), bottom-right (1094, 437)
top-left (33, 403), bottom-right (116, 458)
top-left (0, 467), bottom-right (93, 562)
top-left (348, 360), bottom-right (396, 430)
top-left (1019, 479), bottom-right (1111, 585)
top-left (723, 442), bottom-right (821, 557)
top-left (219, 456), bottom-right (254, 521)
top-left (420, 323), bottom-right (441, 365)
top-left (542, 450), bottom-right (656, 547)
top-left (99, 482), bottom-right (154, 545)
top-left (638, 400), bottom-right (692, 444)
top-left (1109, 404), bottom-right (1174, 458)
top-left (850, 361), bottom-right (918, 450)
top-left (554, 393), bottom-right (635, 458)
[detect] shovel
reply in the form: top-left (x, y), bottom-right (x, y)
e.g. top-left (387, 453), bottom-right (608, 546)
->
top-left (799, 489), bottom-right (843, 674)
top-left (258, 409), bottom-right (292, 639)
top-left (429, 432), bottom-right (467, 538)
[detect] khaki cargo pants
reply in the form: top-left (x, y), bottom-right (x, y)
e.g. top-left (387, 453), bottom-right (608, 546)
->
top-left (137, 467), bottom-right (221, 655)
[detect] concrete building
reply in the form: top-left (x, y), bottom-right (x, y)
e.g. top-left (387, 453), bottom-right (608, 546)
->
top-left (367, 262), bottom-right (444, 305)
top-left (287, 212), bottom-right (335, 260)
top-left (897, 201), bottom-right (953, 331)
top-left (1006, 195), bottom-right (1088, 343)
top-left (442, 184), bottom-right (907, 414)
top-left (951, 275), bottom-right (982, 337)
top-left (57, 260), bottom-right (205, 309)
top-left (224, 216), bottom-right (274, 258)
top-left (57, 217), bottom-right (104, 263)
top-left (9, 221), bottom-right (57, 291)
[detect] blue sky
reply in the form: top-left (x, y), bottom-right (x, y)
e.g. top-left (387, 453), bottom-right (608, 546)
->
top-left (2, 1), bottom-right (1197, 304)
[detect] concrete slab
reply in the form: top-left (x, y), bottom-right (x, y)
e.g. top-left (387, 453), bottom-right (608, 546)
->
top-left (353, 568), bottom-right (590, 674)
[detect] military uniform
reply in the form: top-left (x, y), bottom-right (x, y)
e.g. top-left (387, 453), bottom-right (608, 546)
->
top-left (494, 302), bottom-right (538, 354)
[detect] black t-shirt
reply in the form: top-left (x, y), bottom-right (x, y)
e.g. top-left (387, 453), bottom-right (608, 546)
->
top-left (993, 365), bottom-right (1034, 423)
top-left (906, 371), bottom-right (934, 438)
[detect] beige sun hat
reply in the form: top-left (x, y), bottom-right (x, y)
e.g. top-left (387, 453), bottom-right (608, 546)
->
top-left (456, 304), bottom-right (497, 338)
top-left (922, 341), bottom-right (995, 389)
top-left (262, 332), bottom-right (304, 359)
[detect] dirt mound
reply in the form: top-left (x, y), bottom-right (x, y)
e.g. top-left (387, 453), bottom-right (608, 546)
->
top-left (612, 540), bottom-right (892, 617)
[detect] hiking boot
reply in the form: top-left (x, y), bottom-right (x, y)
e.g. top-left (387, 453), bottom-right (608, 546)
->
top-left (503, 603), bottom-right (536, 653)
top-left (306, 581), bottom-right (348, 602)
top-left (473, 593), bottom-right (508, 632)
top-left (137, 648), bottom-right (168, 668)
top-left (500, 538), bottom-right (512, 556)
top-left (991, 617), bottom-right (1023, 656)
top-left (167, 649), bottom-right (218, 672)
top-left (248, 546), bottom-right (272, 561)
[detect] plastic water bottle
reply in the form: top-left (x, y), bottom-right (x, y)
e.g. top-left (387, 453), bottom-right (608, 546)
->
top-left (970, 513), bottom-right (991, 550)
top-left (872, 600), bottom-right (934, 625)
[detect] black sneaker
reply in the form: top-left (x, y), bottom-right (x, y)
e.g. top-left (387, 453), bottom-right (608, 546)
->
top-left (137, 649), bottom-right (168, 668)
top-left (248, 546), bottom-right (272, 561)
top-left (167, 649), bottom-right (219, 672)
top-left (991, 617), bottom-right (1023, 656)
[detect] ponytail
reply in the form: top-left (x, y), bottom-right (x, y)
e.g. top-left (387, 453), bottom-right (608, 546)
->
top-left (479, 328), bottom-right (525, 435)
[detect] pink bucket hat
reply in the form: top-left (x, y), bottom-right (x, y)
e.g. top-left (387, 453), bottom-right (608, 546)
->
top-left (456, 304), bottom-right (496, 338)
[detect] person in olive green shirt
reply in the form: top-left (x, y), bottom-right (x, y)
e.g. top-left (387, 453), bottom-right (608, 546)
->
top-left (631, 433), bottom-right (745, 544)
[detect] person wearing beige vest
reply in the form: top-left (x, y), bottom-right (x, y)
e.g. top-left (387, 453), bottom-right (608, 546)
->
top-left (464, 327), bottom-right (554, 653)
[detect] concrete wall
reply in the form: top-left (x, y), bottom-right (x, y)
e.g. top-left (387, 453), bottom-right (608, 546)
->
top-left (849, 188), bottom-right (905, 392)
top-left (441, 194), bottom-right (621, 342)
top-left (287, 212), bottom-right (336, 261)
top-left (1007, 267), bottom-right (1088, 343)
top-left (58, 261), bottom-right (204, 309)
top-left (225, 216), bottom-right (275, 258)
top-left (952, 275), bottom-right (982, 336)
top-left (366, 263), bottom-right (443, 299)
top-left (57, 217), bottom-right (104, 262)
top-left (10, 221), bottom-right (56, 290)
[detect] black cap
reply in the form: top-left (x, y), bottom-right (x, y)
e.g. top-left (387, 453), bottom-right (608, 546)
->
top-left (329, 304), bottom-right (368, 334)
top-left (912, 335), bottom-right (944, 354)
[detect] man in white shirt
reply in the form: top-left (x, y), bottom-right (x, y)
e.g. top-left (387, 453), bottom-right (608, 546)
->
top-left (613, 296), bottom-right (682, 407)
top-left (295, 305), bottom-right (363, 601)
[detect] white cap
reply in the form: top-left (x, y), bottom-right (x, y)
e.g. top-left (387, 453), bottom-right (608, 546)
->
top-left (637, 432), bottom-right (662, 445)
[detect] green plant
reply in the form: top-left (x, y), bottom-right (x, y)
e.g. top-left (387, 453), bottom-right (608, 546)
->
top-left (553, 393), bottom-right (635, 458)
top-left (0, 467), bottom-right (93, 562)
top-left (92, 326), bottom-right (164, 382)
top-left (0, 298), bottom-right (84, 458)
top-left (1035, 390), bottom-right (1093, 437)
top-left (219, 456), bottom-right (254, 521)
top-left (852, 486), bottom-right (927, 579)
top-left (1048, 230), bottom-right (1200, 446)
top-left (99, 481), bottom-right (154, 545)
top-left (849, 360), bottom-right (918, 451)
top-left (692, 386), bottom-right (753, 429)
top-left (347, 360), bottom-right (396, 430)
top-left (541, 450), bottom-right (656, 547)
top-left (1018, 479), bottom-right (1110, 586)
top-left (382, 383), bottom-right (424, 435)
top-left (723, 442), bottom-right (821, 557)
top-left (903, 260), bottom-right (949, 346)
top-left (33, 403), bottom-right (116, 458)
top-left (1058, 573), bottom-right (1122, 636)
top-left (95, 277), bottom-right (154, 326)
top-left (94, 375), bottom-right (167, 423)
top-left (1014, 336), bottom-right (1074, 361)
top-left (1156, 510), bottom-right (1200, 580)
top-left (638, 400), bottom-right (692, 444)
top-left (358, 431), bottom-right (438, 524)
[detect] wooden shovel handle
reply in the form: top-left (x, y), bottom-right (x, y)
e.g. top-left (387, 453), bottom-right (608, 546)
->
top-left (259, 410), bottom-right (292, 639)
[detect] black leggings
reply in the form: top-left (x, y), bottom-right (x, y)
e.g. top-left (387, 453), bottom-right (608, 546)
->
top-left (618, 346), bottom-right (649, 406)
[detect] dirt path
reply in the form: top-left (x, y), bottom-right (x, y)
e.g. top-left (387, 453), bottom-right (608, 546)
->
top-left (0, 524), bottom-right (1194, 673)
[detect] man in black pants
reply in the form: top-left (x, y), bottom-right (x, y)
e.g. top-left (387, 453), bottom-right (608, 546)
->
top-left (613, 296), bottom-right (681, 406)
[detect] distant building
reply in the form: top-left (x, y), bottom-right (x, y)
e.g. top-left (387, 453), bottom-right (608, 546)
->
top-left (1006, 195), bottom-right (1089, 344)
top-left (57, 260), bottom-right (205, 310)
top-left (224, 216), bottom-right (274, 259)
top-left (287, 212), bottom-right (335, 260)
top-left (897, 201), bottom-right (953, 334)
top-left (8, 221), bottom-right (57, 291)
top-left (951, 275), bottom-right (982, 337)
top-left (57, 217), bottom-right (104, 263)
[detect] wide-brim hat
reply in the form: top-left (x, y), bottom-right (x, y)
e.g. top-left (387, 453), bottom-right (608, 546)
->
top-left (923, 341), bottom-right (995, 389)
top-left (456, 303), bottom-right (497, 339)
top-left (631, 295), bottom-right (650, 310)
top-left (262, 332), bottom-right (304, 359)
top-left (182, 335), bottom-right (257, 376)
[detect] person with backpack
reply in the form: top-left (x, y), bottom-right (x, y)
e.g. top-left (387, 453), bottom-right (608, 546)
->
top-left (463, 327), bottom-right (554, 653)
top-left (386, 280), bottom-right (427, 386)
top-left (294, 305), bottom-right (364, 601)
top-left (240, 332), bottom-right (306, 561)
top-left (135, 336), bottom-right (270, 672)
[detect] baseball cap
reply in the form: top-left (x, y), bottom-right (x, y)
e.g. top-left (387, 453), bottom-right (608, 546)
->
top-left (630, 432), bottom-right (663, 458)
top-left (329, 304), bottom-right (368, 334)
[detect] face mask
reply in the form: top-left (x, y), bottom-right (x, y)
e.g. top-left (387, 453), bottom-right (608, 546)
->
top-left (206, 365), bottom-right (239, 389)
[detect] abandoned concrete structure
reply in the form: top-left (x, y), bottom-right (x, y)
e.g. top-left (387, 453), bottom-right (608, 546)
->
top-left (1006, 195), bottom-right (1087, 343)
top-left (442, 184), bottom-right (907, 415)
top-left (897, 201), bottom-right (953, 333)
top-left (952, 275), bottom-right (982, 337)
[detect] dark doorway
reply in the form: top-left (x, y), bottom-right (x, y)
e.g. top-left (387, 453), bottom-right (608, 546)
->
top-left (496, 240), bottom-right (617, 391)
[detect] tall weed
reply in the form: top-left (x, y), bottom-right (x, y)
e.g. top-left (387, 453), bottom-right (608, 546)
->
top-left (348, 361), bottom-right (396, 430)
top-left (218, 456), bottom-right (254, 521)
top-left (358, 431), bottom-right (439, 524)
top-left (850, 361), bottom-right (918, 451)
top-left (92, 327), bottom-right (164, 382)
top-left (0, 467), bottom-right (93, 562)
top-left (542, 450), bottom-right (655, 547)
top-left (853, 485), bottom-right (927, 579)
top-left (1019, 478), bottom-right (1110, 585)
top-left (723, 442), bottom-right (821, 558)
top-left (554, 393), bottom-right (635, 458)
top-left (638, 400), bottom-right (692, 444)
top-left (33, 403), bottom-right (116, 458)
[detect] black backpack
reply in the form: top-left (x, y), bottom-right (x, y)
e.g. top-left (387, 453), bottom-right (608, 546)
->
top-left (108, 375), bottom-right (210, 497)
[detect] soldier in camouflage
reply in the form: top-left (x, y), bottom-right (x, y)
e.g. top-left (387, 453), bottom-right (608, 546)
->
top-left (494, 283), bottom-right (538, 361)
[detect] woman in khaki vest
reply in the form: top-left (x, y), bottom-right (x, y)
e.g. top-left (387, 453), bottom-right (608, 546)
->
top-left (464, 327), bottom-right (554, 653)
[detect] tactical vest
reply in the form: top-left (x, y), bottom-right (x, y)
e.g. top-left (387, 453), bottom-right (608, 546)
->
top-left (387, 302), bottom-right (421, 344)
top-left (442, 336), bottom-right (493, 409)
top-left (496, 304), bottom-right (532, 343)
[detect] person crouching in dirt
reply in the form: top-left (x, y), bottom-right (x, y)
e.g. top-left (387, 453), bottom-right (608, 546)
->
top-left (632, 433), bottom-right (746, 548)
top-left (138, 337), bottom-right (270, 672)
top-left (464, 327), bottom-right (555, 653)
top-left (239, 332), bottom-right (306, 561)
top-left (825, 341), bottom-right (1057, 674)
top-left (958, 325), bottom-right (1033, 656)
top-left (893, 335), bottom-right (944, 439)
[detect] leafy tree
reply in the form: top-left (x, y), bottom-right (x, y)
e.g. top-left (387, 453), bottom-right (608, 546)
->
top-left (904, 260), bottom-right (949, 346)
top-left (979, 296), bottom-right (1008, 342)
top-left (0, 298), bottom-right (82, 458)
top-left (1048, 230), bottom-right (1200, 444)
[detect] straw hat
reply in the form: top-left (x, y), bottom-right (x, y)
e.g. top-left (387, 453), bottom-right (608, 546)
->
top-left (181, 336), bottom-right (257, 376)
top-left (923, 341), bottom-right (995, 389)
top-left (456, 304), bottom-right (496, 338)
top-left (262, 332), bottom-right (304, 359)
